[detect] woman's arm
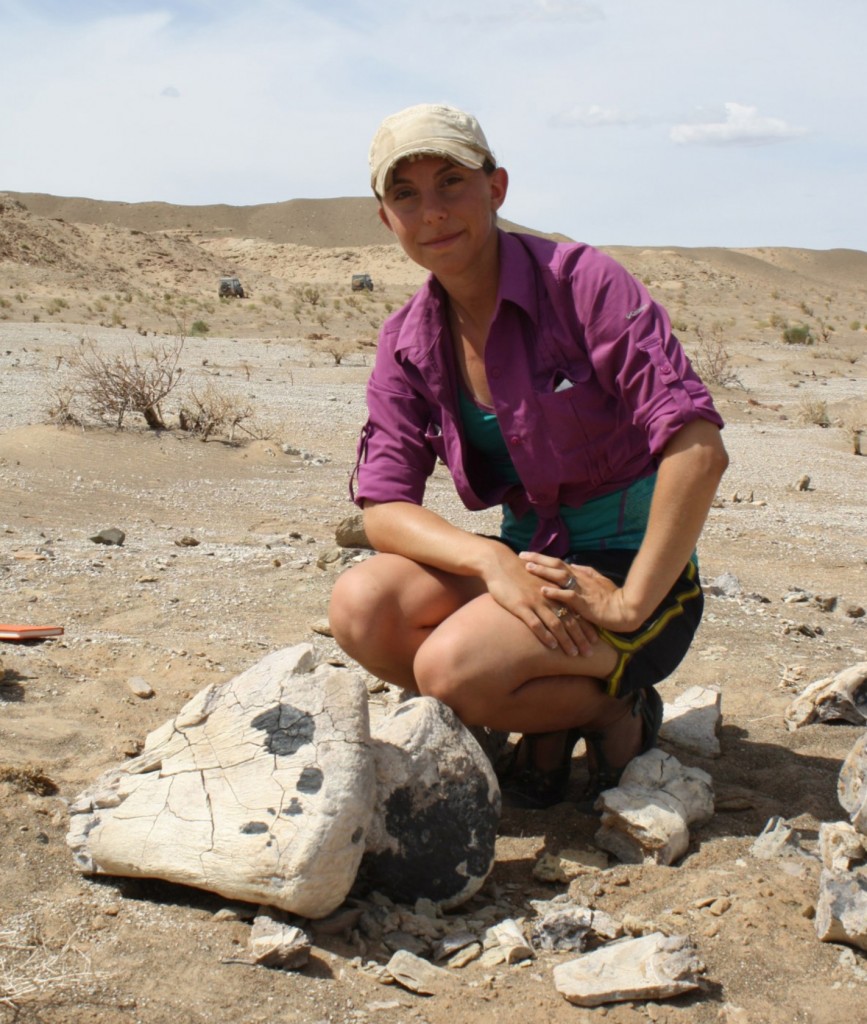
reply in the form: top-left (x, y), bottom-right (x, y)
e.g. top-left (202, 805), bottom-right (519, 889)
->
top-left (363, 500), bottom-right (596, 655)
top-left (524, 418), bottom-right (728, 632)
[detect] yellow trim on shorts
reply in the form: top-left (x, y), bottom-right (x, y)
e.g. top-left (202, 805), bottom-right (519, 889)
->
top-left (597, 560), bottom-right (701, 698)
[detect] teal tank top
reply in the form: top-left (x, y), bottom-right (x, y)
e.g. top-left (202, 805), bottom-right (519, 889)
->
top-left (458, 387), bottom-right (656, 553)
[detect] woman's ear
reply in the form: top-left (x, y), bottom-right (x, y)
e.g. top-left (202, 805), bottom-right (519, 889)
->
top-left (377, 204), bottom-right (394, 231)
top-left (489, 167), bottom-right (509, 212)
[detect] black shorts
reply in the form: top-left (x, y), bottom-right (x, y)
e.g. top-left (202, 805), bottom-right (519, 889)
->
top-left (565, 548), bottom-right (704, 699)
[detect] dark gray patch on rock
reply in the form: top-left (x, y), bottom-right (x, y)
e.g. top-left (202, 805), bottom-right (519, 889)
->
top-left (240, 821), bottom-right (269, 835)
top-left (360, 773), bottom-right (498, 905)
top-left (297, 767), bottom-right (323, 794)
top-left (251, 704), bottom-right (315, 756)
top-left (283, 798), bottom-right (303, 816)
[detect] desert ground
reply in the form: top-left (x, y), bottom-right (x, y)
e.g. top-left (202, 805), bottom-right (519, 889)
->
top-left (1, 190), bottom-right (866, 1024)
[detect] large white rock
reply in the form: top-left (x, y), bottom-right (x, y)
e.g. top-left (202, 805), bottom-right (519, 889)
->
top-left (361, 696), bottom-right (501, 909)
top-left (553, 931), bottom-right (705, 1006)
top-left (67, 645), bottom-right (375, 918)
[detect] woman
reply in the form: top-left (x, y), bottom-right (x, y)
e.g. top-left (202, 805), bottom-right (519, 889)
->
top-left (329, 103), bottom-right (728, 809)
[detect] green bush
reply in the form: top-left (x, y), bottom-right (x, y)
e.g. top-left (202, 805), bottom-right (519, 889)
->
top-left (782, 323), bottom-right (814, 345)
top-left (190, 320), bottom-right (210, 336)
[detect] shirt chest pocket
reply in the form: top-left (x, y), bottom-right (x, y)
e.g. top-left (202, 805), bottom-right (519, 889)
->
top-left (534, 373), bottom-right (613, 488)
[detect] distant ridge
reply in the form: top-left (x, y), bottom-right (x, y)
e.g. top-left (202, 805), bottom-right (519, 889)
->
top-left (7, 192), bottom-right (570, 249)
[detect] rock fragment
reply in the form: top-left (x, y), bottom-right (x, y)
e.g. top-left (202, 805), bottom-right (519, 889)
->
top-left (784, 662), bottom-right (867, 730)
top-left (553, 931), bottom-right (705, 1006)
top-left (532, 905), bottom-right (622, 952)
top-left (248, 908), bottom-right (311, 969)
top-left (126, 676), bottom-right (154, 699)
top-left (815, 869), bottom-right (867, 951)
top-left (838, 731), bottom-right (867, 833)
top-left (335, 513), bottom-right (371, 550)
top-left (819, 821), bottom-right (867, 873)
top-left (658, 685), bottom-right (722, 757)
top-left (750, 817), bottom-right (807, 860)
top-left (595, 750), bottom-right (714, 865)
top-left (385, 949), bottom-right (453, 994)
top-left (90, 528), bottom-right (125, 546)
top-left (487, 919), bottom-right (533, 963)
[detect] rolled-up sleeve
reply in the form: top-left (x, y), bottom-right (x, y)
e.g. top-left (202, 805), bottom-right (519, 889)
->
top-left (352, 349), bottom-right (436, 508)
top-left (570, 249), bottom-right (723, 457)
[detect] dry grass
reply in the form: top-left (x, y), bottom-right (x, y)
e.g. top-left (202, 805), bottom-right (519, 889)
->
top-left (0, 924), bottom-right (102, 1015)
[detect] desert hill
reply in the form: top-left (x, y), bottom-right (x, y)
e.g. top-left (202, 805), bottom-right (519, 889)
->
top-left (2, 191), bottom-right (866, 351)
top-left (7, 190), bottom-right (564, 248)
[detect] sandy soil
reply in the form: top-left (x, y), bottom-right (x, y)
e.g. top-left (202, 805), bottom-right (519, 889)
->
top-left (1, 193), bottom-right (866, 1024)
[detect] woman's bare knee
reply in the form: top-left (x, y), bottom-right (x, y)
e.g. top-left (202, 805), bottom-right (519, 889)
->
top-left (413, 632), bottom-right (484, 722)
top-left (328, 565), bottom-right (385, 657)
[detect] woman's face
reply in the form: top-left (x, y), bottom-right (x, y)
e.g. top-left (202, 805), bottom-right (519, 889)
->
top-left (377, 156), bottom-right (508, 279)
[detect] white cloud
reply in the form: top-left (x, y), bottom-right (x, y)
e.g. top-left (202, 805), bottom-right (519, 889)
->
top-left (670, 102), bottom-right (806, 146)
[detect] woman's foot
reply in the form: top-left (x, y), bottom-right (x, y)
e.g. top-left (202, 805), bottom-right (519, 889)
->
top-left (498, 728), bottom-right (583, 809)
top-left (577, 687), bottom-right (663, 812)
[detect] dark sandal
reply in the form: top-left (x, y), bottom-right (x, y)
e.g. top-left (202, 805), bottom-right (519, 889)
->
top-left (498, 728), bottom-right (583, 810)
top-left (576, 686), bottom-right (663, 812)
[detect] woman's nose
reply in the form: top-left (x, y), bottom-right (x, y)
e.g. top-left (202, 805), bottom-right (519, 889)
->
top-left (420, 190), bottom-right (448, 223)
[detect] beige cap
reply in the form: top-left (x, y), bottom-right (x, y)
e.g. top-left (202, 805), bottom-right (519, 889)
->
top-left (369, 103), bottom-right (495, 197)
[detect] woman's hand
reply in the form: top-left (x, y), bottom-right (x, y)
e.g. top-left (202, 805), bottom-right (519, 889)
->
top-left (520, 552), bottom-right (643, 634)
top-left (482, 546), bottom-right (599, 657)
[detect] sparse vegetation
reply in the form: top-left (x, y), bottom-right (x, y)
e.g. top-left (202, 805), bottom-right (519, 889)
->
top-left (63, 337), bottom-right (185, 429)
top-left (178, 380), bottom-right (253, 441)
top-left (691, 322), bottom-right (743, 389)
top-left (782, 323), bottom-right (814, 345)
top-left (190, 320), bottom-right (210, 336)
top-left (797, 397), bottom-right (830, 427)
top-left (325, 339), bottom-right (354, 366)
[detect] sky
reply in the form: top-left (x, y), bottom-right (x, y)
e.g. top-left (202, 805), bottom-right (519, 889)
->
top-left (1, 0), bottom-right (865, 249)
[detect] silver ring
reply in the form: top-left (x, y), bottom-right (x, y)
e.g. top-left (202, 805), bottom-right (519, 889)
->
top-left (556, 606), bottom-right (569, 620)
top-left (562, 574), bottom-right (577, 591)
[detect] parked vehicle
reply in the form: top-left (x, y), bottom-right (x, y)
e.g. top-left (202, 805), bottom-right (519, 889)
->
top-left (351, 274), bottom-right (374, 292)
top-left (219, 276), bottom-right (245, 298)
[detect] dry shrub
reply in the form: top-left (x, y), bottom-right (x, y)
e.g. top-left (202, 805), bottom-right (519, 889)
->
top-left (179, 380), bottom-right (254, 441)
top-left (692, 323), bottom-right (744, 389)
top-left (44, 382), bottom-right (84, 428)
top-left (65, 337), bottom-right (184, 428)
top-left (0, 762), bottom-right (57, 796)
top-left (797, 398), bottom-right (830, 427)
top-left (838, 398), bottom-right (867, 455)
top-left (325, 339), bottom-right (354, 365)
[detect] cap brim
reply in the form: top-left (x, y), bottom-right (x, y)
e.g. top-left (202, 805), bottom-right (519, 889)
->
top-left (373, 141), bottom-right (487, 196)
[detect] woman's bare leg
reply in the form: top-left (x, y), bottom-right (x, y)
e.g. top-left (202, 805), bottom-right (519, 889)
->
top-left (327, 553), bottom-right (486, 689)
top-left (413, 591), bottom-right (642, 758)
top-left (331, 557), bottom-right (645, 784)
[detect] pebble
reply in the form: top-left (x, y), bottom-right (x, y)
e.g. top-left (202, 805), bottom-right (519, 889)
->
top-left (126, 676), bottom-right (154, 699)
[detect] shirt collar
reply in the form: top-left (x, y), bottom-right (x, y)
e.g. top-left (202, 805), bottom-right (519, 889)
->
top-left (393, 230), bottom-right (541, 357)
top-left (495, 230), bottom-right (540, 323)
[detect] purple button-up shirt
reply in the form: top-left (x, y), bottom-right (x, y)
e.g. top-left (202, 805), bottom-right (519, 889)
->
top-left (353, 230), bottom-right (723, 555)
